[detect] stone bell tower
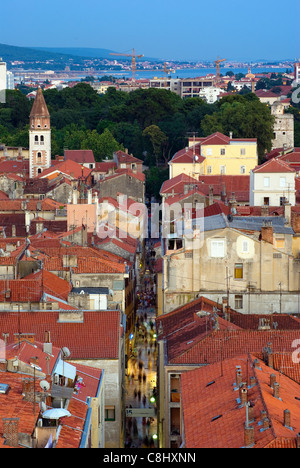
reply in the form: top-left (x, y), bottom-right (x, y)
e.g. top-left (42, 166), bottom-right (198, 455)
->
top-left (29, 87), bottom-right (51, 178)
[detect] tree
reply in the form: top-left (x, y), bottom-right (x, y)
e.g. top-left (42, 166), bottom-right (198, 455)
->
top-left (143, 125), bottom-right (168, 167)
top-left (88, 128), bottom-right (122, 161)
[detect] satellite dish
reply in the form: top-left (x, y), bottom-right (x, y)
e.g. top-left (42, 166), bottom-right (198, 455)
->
top-left (62, 347), bottom-right (71, 358)
top-left (40, 380), bottom-right (50, 391)
top-left (194, 155), bottom-right (199, 162)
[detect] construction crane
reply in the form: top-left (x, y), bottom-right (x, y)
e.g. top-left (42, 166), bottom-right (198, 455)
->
top-left (214, 56), bottom-right (226, 84)
top-left (110, 48), bottom-right (144, 81)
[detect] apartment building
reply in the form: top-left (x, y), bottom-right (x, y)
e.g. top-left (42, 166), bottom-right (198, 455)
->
top-left (150, 76), bottom-right (215, 98)
top-left (168, 131), bottom-right (258, 178)
top-left (162, 212), bottom-right (299, 315)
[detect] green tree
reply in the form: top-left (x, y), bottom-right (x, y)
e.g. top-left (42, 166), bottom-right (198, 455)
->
top-left (88, 128), bottom-right (122, 161)
top-left (143, 125), bottom-right (168, 167)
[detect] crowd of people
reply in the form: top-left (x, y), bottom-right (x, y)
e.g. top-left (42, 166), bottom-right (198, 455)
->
top-left (125, 242), bottom-right (158, 449)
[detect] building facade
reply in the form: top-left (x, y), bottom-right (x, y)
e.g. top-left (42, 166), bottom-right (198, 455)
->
top-left (29, 88), bottom-right (51, 178)
top-left (271, 101), bottom-right (294, 150)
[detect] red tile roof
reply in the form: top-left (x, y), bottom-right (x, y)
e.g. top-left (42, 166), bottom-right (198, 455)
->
top-left (253, 158), bottom-right (295, 173)
top-left (181, 354), bottom-right (300, 448)
top-left (64, 149), bottom-right (95, 164)
top-left (197, 175), bottom-right (250, 202)
top-left (170, 329), bottom-right (300, 365)
top-left (101, 168), bottom-right (145, 183)
top-left (170, 147), bottom-right (205, 164)
top-left (39, 159), bottom-right (92, 180)
top-left (160, 173), bottom-right (199, 195)
top-left (0, 310), bottom-right (122, 359)
top-left (114, 150), bottom-right (143, 165)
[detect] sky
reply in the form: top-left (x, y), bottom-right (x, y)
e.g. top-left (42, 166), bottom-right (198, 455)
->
top-left (1, 0), bottom-right (299, 62)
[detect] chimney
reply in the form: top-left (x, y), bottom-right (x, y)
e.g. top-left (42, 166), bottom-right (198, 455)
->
top-left (248, 402), bottom-right (255, 422)
top-left (284, 409), bottom-right (291, 428)
top-left (43, 330), bottom-right (52, 355)
top-left (249, 376), bottom-right (256, 387)
top-left (260, 410), bottom-right (267, 422)
top-left (261, 205), bottom-right (269, 217)
top-left (273, 382), bottom-right (280, 399)
top-left (29, 356), bottom-right (39, 367)
top-left (2, 418), bottom-right (19, 448)
top-left (253, 359), bottom-right (261, 369)
top-left (262, 417), bottom-right (270, 430)
top-left (270, 374), bottom-right (276, 388)
top-left (22, 378), bottom-right (34, 402)
top-left (236, 366), bottom-right (242, 386)
top-left (244, 423), bottom-right (254, 448)
top-left (284, 203), bottom-right (291, 226)
top-left (240, 383), bottom-right (248, 406)
top-left (260, 221), bottom-right (273, 245)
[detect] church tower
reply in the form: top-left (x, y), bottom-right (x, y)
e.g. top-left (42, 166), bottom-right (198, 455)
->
top-left (29, 87), bottom-right (51, 178)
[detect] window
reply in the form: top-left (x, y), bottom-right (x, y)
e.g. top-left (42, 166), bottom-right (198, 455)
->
top-left (235, 295), bottom-right (243, 309)
top-left (280, 197), bottom-right (287, 206)
top-left (234, 263), bottom-right (243, 279)
top-left (280, 177), bottom-right (286, 188)
top-left (40, 135), bottom-right (44, 145)
top-left (240, 148), bottom-right (246, 155)
top-left (264, 177), bottom-right (270, 187)
top-left (206, 148), bottom-right (212, 156)
top-left (207, 165), bottom-right (212, 174)
top-left (34, 135), bottom-right (39, 144)
top-left (220, 165), bottom-right (226, 174)
top-left (37, 152), bottom-right (41, 159)
top-left (240, 166), bottom-right (246, 174)
top-left (211, 239), bottom-right (225, 258)
top-left (220, 148), bottom-right (225, 156)
top-left (264, 197), bottom-right (270, 206)
top-left (241, 240), bottom-right (249, 253)
top-left (275, 238), bottom-right (285, 249)
top-left (105, 406), bottom-right (115, 421)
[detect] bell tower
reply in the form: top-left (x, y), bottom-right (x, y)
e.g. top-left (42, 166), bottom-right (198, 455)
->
top-left (29, 87), bottom-right (51, 178)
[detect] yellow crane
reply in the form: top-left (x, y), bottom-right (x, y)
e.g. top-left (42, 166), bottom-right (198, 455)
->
top-left (215, 56), bottom-right (226, 84)
top-left (110, 48), bottom-right (144, 81)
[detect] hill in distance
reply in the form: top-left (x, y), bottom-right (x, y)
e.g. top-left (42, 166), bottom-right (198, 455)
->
top-left (33, 46), bottom-right (161, 62)
top-left (33, 47), bottom-right (116, 60)
top-left (0, 42), bottom-right (85, 62)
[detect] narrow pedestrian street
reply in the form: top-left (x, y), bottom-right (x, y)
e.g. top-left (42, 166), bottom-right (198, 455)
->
top-left (125, 241), bottom-right (158, 449)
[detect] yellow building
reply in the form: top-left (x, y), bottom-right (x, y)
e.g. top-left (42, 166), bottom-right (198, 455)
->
top-left (168, 132), bottom-right (258, 178)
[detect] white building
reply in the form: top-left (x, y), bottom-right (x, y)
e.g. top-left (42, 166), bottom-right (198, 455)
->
top-left (6, 71), bottom-right (14, 90)
top-left (0, 60), bottom-right (7, 103)
top-left (250, 158), bottom-right (296, 207)
top-left (199, 86), bottom-right (224, 103)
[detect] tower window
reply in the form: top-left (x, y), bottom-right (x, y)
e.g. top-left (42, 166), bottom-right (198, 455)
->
top-left (34, 135), bottom-right (39, 144)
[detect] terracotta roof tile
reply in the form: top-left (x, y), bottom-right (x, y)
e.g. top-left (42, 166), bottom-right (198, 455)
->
top-left (0, 310), bottom-right (122, 359)
top-left (181, 354), bottom-right (300, 448)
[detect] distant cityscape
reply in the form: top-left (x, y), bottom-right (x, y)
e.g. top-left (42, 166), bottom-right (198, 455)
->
top-left (1, 40), bottom-right (300, 451)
